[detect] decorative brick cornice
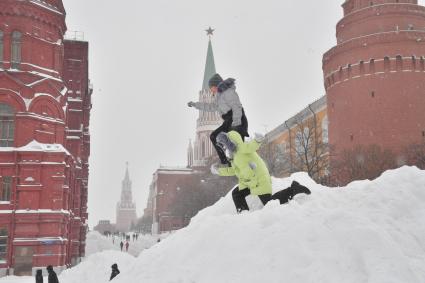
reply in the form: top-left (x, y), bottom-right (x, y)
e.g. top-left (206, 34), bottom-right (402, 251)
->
top-left (0, 0), bottom-right (66, 35)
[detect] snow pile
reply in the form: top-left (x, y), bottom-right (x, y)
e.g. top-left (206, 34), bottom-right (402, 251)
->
top-left (115, 166), bottom-right (425, 283)
top-left (1, 166), bottom-right (425, 283)
top-left (59, 251), bottom-right (134, 283)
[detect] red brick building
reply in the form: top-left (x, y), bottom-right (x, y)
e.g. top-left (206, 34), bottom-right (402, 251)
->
top-left (150, 167), bottom-right (197, 234)
top-left (0, 0), bottom-right (92, 276)
top-left (323, 0), bottom-right (425, 183)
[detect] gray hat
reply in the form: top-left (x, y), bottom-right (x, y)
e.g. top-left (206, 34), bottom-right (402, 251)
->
top-left (208, 73), bottom-right (223, 88)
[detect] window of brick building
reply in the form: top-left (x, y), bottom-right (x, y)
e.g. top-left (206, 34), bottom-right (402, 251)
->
top-left (0, 104), bottom-right (15, 147)
top-left (0, 228), bottom-right (7, 263)
top-left (11, 31), bottom-right (22, 69)
top-left (1, 176), bottom-right (12, 201)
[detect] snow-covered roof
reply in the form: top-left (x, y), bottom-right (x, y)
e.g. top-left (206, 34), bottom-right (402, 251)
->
top-left (0, 140), bottom-right (70, 155)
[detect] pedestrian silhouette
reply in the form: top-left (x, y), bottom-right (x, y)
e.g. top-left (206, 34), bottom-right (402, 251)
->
top-left (110, 263), bottom-right (120, 281)
top-left (35, 269), bottom-right (43, 283)
top-left (46, 265), bottom-right (59, 283)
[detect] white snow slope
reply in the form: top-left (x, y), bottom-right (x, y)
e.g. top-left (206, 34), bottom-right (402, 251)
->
top-left (1, 166), bottom-right (425, 283)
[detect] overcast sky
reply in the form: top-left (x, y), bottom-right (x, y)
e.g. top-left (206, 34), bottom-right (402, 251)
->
top-left (62, 0), bottom-right (425, 228)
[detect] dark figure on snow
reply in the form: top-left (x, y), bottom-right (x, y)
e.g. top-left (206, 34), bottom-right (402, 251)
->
top-left (188, 73), bottom-right (249, 165)
top-left (35, 269), bottom-right (43, 283)
top-left (211, 131), bottom-right (311, 212)
top-left (46, 265), bottom-right (59, 283)
top-left (119, 241), bottom-right (124, 251)
top-left (125, 241), bottom-right (129, 252)
top-left (110, 263), bottom-right (120, 281)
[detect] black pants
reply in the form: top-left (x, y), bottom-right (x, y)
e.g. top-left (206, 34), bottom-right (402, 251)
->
top-left (232, 187), bottom-right (271, 213)
top-left (231, 181), bottom-right (311, 212)
top-left (211, 109), bottom-right (249, 165)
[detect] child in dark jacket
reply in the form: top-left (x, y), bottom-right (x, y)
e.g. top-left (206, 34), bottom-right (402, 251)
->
top-left (110, 263), bottom-right (120, 281)
top-left (188, 73), bottom-right (249, 165)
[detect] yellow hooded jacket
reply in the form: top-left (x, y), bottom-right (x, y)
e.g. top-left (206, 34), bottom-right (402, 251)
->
top-left (218, 131), bottom-right (272, 196)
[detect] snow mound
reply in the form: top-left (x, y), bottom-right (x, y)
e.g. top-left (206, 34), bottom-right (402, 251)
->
top-left (60, 250), bottom-right (134, 283)
top-left (114, 166), bottom-right (425, 283)
top-left (1, 166), bottom-right (424, 283)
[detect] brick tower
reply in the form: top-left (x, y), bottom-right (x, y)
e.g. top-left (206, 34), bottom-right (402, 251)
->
top-left (188, 30), bottom-right (222, 167)
top-left (323, 0), bottom-right (425, 183)
top-left (116, 163), bottom-right (137, 232)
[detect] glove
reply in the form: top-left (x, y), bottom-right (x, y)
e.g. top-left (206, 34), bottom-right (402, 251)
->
top-left (187, 101), bottom-right (195, 107)
top-left (210, 163), bottom-right (220, 175)
top-left (254, 132), bottom-right (265, 143)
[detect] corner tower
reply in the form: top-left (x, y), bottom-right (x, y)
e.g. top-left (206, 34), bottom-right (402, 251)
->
top-left (323, 0), bottom-right (425, 182)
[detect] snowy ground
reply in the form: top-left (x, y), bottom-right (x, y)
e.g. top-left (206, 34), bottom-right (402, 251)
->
top-left (2, 166), bottom-right (425, 283)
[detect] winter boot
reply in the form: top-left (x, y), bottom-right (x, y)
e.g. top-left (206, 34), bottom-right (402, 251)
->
top-left (290, 181), bottom-right (311, 197)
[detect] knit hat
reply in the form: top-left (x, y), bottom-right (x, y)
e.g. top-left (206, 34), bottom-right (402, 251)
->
top-left (208, 73), bottom-right (223, 88)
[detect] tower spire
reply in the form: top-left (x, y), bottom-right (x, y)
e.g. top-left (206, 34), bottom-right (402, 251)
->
top-left (202, 27), bottom-right (217, 91)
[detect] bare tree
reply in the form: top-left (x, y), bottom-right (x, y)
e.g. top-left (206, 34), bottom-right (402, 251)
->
top-left (292, 118), bottom-right (329, 181)
top-left (259, 140), bottom-right (291, 177)
top-left (332, 144), bottom-right (397, 185)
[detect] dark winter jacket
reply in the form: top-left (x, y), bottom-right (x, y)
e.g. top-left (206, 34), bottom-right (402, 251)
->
top-left (47, 266), bottom-right (59, 283)
top-left (192, 78), bottom-right (244, 127)
top-left (110, 264), bottom-right (120, 281)
top-left (35, 269), bottom-right (43, 283)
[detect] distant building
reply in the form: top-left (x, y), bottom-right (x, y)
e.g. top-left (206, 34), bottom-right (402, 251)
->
top-left (150, 167), bottom-right (198, 234)
top-left (116, 164), bottom-right (137, 232)
top-left (0, 0), bottom-right (92, 277)
top-left (262, 96), bottom-right (329, 181)
top-left (93, 220), bottom-right (116, 235)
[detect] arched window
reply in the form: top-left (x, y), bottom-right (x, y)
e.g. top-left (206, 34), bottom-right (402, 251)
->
top-left (0, 103), bottom-right (15, 147)
top-left (11, 31), bottom-right (22, 69)
top-left (0, 30), bottom-right (3, 68)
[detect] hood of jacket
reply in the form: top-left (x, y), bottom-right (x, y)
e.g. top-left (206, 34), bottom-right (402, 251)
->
top-left (217, 78), bottom-right (235, 93)
top-left (228, 131), bottom-right (244, 147)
